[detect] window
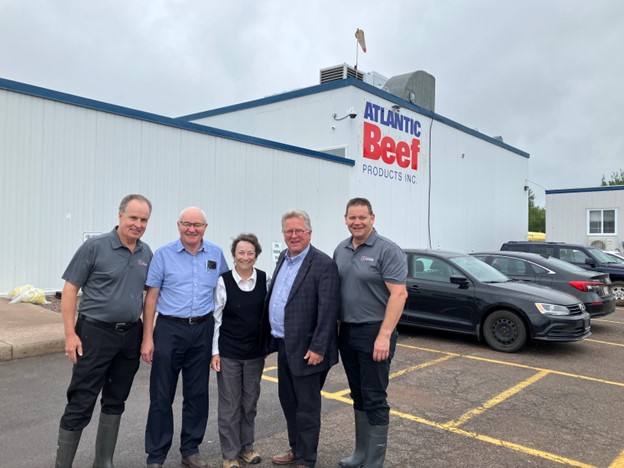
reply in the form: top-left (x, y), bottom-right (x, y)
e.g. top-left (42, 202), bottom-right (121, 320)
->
top-left (559, 248), bottom-right (591, 264)
top-left (588, 209), bottom-right (616, 235)
top-left (409, 255), bottom-right (461, 283)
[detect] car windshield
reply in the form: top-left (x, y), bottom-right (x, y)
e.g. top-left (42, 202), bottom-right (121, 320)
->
top-left (451, 255), bottom-right (510, 282)
top-left (605, 252), bottom-right (624, 264)
top-left (588, 247), bottom-right (619, 263)
top-left (539, 256), bottom-right (590, 272)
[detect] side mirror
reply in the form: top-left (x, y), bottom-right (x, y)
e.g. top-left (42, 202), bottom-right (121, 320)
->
top-left (584, 258), bottom-right (597, 267)
top-left (450, 275), bottom-right (469, 288)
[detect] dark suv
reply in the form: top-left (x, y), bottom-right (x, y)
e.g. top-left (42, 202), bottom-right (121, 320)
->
top-left (501, 241), bottom-right (624, 305)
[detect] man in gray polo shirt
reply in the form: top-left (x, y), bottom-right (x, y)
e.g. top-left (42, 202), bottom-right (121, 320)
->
top-left (54, 194), bottom-right (153, 468)
top-left (333, 197), bottom-right (407, 468)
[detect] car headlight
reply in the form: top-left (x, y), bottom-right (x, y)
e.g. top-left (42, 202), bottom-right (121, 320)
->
top-left (535, 303), bottom-right (570, 316)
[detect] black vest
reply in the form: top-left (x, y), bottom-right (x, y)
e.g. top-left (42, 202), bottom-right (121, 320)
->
top-left (219, 269), bottom-right (267, 360)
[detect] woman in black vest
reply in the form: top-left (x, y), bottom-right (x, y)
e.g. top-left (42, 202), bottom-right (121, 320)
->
top-left (211, 233), bottom-right (268, 468)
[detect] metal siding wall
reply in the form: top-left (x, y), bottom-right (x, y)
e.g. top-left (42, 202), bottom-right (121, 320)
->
top-left (0, 90), bottom-right (351, 293)
top-left (193, 86), bottom-right (529, 254)
top-left (428, 124), bottom-right (528, 251)
top-left (546, 190), bottom-right (624, 247)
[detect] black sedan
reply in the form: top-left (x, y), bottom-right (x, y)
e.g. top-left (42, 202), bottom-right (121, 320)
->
top-left (402, 249), bottom-right (591, 353)
top-left (471, 251), bottom-right (616, 318)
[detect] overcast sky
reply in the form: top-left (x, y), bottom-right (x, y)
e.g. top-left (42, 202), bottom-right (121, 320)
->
top-left (2, 0), bottom-right (622, 206)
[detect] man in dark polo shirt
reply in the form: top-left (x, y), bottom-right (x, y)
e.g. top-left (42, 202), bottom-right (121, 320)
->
top-left (333, 197), bottom-right (407, 468)
top-left (141, 207), bottom-right (228, 468)
top-left (55, 194), bottom-right (153, 468)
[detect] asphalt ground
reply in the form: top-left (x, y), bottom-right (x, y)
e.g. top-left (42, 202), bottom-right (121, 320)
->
top-left (1, 307), bottom-right (623, 467)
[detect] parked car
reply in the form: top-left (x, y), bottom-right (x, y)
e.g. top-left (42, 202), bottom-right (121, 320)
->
top-left (402, 249), bottom-right (591, 353)
top-left (501, 241), bottom-right (624, 306)
top-left (471, 251), bottom-right (615, 317)
top-left (604, 251), bottom-right (624, 264)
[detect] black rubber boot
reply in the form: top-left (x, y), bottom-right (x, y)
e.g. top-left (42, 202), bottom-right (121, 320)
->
top-left (363, 424), bottom-right (388, 468)
top-left (92, 413), bottom-right (121, 468)
top-left (55, 427), bottom-right (83, 468)
top-left (339, 410), bottom-right (369, 468)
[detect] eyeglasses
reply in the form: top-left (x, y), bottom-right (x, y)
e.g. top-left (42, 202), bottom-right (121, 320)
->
top-left (178, 221), bottom-right (207, 229)
top-left (283, 229), bottom-right (309, 237)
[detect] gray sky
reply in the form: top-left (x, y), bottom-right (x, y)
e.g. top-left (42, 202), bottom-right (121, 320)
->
top-left (2, 0), bottom-right (623, 206)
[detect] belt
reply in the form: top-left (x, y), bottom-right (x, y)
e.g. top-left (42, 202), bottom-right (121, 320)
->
top-left (79, 315), bottom-right (140, 332)
top-left (342, 321), bottom-right (382, 327)
top-left (158, 312), bottom-right (212, 324)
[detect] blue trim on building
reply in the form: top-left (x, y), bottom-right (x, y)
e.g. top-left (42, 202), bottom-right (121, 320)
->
top-left (546, 185), bottom-right (624, 195)
top-left (0, 77), bottom-right (355, 167)
top-left (178, 78), bottom-right (530, 159)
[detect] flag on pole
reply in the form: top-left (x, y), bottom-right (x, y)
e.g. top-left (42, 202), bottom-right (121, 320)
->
top-left (355, 29), bottom-right (366, 53)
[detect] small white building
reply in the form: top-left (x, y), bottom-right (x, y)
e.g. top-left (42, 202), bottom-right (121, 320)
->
top-left (546, 185), bottom-right (624, 251)
top-left (0, 65), bottom-right (530, 294)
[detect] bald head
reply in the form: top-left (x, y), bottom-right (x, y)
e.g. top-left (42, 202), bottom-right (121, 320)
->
top-left (177, 206), bottom-right (208, 253)
top-left (178, 207), bottom-right (205, 223)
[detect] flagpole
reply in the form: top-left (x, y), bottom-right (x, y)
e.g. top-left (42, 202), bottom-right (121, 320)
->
top-left (355, 38), bottom-right (359, 71)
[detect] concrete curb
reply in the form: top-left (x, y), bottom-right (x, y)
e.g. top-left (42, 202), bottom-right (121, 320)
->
top-left (0, 298), bottom-right (64, 361)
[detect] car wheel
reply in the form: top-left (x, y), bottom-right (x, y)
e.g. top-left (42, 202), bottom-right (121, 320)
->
top-left (611, 281), bottom-right (624, 306)
top-left (483, 310), bottom-right (527, 353)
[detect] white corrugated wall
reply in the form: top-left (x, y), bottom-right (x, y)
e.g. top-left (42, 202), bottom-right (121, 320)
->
top-left (0, 89), bottom-right (351, 293)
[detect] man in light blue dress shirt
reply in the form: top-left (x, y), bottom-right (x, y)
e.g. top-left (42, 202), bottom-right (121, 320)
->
top-left (141, 207), bottom-right (228, 468)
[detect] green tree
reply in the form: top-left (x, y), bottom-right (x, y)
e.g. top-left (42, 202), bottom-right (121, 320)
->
top-left (528, 189), bottom-right (545, 232)
top-left (601, 169), bottom-right (624, 186)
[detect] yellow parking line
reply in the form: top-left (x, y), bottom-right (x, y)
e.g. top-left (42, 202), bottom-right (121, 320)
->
top-left (442, 370), bottom-right (550, 429)
top-left (585, 338), bottom-right (624, 347)
top-left (397, 343), bottom-right (624, 388)
top-left (263, 366), bottom-right (278, 372)
top-left (390, 408), bottom-right (594, 467)
top-left (592, 318), bottom-right (624, 324)
top-left (262, 354), bottom-right (599, 466)
top-left (389, 354), bottom-right (455, 380)
top-left (609, 449), bottom-right (624, 467)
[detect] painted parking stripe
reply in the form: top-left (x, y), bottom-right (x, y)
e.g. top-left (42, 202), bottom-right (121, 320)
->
top-left (609, 449), bottom-right (624, 467)
top-left (260, 346), bottom-right (621, 466)
top-left (592, 318), bottom-right (624, 324)
top-left (441, 370), bottom-right (550, 429)
top-left (397, 343), bottom-right (624, 388)
top-left (585, 338), bottom-right (624, 347)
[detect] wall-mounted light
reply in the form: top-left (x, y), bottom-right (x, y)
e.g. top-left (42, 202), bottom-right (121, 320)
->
top-left (333, 112), bottom-right (357, 121)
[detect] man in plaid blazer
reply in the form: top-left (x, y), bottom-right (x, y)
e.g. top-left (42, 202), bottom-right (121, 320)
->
top-left (263, 209), bottom-right (340, 468)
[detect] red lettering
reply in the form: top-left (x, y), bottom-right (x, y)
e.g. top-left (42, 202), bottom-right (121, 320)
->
top-left (363, 122), bottom-right (381, 161)
top-left (410, 138), bottom-right (420, 170)
top-left (381, 136), bottom-right (396, 164)
top-left (362, 122), bottom-right (420, 171)
top-left (395, 141), bottom-right (410, 168)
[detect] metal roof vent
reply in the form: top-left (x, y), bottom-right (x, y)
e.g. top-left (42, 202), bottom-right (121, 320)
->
top-left (320, 64), bottom-right (364, 84)
top-left (382, 70), bottom-right (435, 112)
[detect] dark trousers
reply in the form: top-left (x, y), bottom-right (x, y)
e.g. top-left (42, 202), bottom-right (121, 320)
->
top-left (145, 315), bottom-right (213, 464)
top-left (277, 340), bottom-right (327, 468)
top-left (339, 322), bottom-right (397, 426)
top-left (60, 318), bottom-right (142, 431)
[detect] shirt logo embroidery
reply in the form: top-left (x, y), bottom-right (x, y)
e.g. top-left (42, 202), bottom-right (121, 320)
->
top-left (360, 256), bottom-right (375, 262)
top-left (137, 259), bottom-right (149, 267)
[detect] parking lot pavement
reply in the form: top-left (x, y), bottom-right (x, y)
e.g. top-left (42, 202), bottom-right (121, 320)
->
top-left (1, 307), bottom-right (623, 467)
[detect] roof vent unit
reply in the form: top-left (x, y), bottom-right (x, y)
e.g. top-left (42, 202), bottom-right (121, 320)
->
top-left (382, 70), bottom-right (435, 112)
top-left (320, 64), bottom-right (364, 84)
top-left (363, 71), bottom-right (388, 89)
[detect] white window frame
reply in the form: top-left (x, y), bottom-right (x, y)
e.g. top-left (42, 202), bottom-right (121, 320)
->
top-left (586, 208), bottom-right (617, 235)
